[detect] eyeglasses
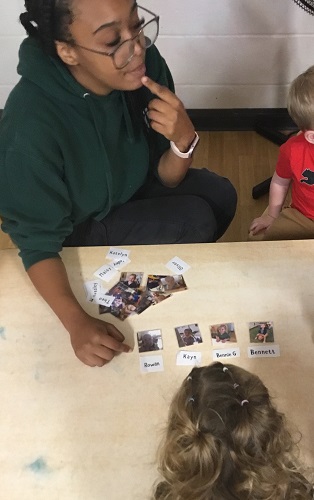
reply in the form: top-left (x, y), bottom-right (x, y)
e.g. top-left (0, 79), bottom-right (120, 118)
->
top-left (72, 6), bottom-right (159, 69)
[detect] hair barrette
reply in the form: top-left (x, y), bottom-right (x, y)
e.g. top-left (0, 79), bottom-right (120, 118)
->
top-left (188, 397), bottom-right (195, 403)
top-left (241, 399), bottom-right (249, 406)
top-left (187, 375), bottom-right (192, 381)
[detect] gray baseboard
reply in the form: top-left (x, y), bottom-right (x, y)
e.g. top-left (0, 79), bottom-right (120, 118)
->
top-left (187, 108), bottom-right (296, 131)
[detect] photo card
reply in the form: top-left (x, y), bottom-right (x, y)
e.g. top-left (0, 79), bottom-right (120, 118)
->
top-left (147, 274), bottom-right (187, 294)
top-left (119, 272), bottom-right (144, 289)
top-left (248, 321), bottom-right (274, 343)
top-left (137, 329), bottom-right (163, 353)
top-left (99, 281), bottom-right (143, 320)
top-left (150, 291), bottom-right (172, 305)
top-left (175, 323), bottom-right (203, 348)
top-left (210, 323), bottom-right (237, 345)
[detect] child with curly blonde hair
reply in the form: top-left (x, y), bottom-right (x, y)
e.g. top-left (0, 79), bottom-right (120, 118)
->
top-left (154, 362), bottom-right (313, 500)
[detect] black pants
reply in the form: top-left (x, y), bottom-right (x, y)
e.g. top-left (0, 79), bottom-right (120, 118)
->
top-left (63, 168), bottom-right (237, 247)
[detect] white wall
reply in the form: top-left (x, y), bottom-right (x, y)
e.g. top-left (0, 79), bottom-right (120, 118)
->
top-left (1, 0), bottom-right (314, 109)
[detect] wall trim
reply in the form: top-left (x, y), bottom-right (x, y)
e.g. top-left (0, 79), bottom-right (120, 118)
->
top-left (187, 108), bottom-right (296, 132)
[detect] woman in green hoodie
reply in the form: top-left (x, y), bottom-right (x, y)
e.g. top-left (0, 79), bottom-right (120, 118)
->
top-left (0, 0), bottom-right (237, 366)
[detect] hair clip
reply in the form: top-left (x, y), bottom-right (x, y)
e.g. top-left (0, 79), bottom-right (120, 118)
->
top-left (187, 375), bottom-right (192, 381)
top-left (222, 366), bottom-right (229, 372)
top-left (241, 400), bottom-right (249, 406)
top-left (188, 397), bottom-right (195, 403)
top-left (233, 383), bottom-right (239, 389)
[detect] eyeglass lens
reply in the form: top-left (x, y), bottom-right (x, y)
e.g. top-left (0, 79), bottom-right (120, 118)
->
top-left (114, 18), bottom-right (158, 69)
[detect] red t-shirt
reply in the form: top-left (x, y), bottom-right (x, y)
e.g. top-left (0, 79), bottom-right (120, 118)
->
top-left (276, 133), bottom-right (314, 219)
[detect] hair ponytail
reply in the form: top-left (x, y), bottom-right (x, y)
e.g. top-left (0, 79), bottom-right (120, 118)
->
top-left (19, 11), bottom-right (38, 38)
top-left (156, 419), bottom-right (225, 500)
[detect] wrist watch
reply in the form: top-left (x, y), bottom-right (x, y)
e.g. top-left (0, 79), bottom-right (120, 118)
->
top-left (170, 132), bottom-right (200, 159)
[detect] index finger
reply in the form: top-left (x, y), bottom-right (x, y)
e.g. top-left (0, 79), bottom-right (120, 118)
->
top-left (141, 76), bottom-right (175, 105)
top-left (105, 322), bottom-right (125, 342)
top-left (104, 323), bottom-right (133, 353)
top-left (100, 333), bottom-right (132, 353)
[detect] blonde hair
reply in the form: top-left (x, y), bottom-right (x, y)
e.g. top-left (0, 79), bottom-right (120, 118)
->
top-left (287, 65), bottom-right (314, 130)
top-left (217, 324), bottom-right (228, 334)
top-left (154, 362), bottom-right (312, 500)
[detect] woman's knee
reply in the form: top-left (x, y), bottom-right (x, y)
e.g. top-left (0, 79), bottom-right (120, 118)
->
top-left (209, 171), bottom-right (237, 216)
top-left (180, 196), bottom-right (218, 242)
top-left (189, 168), bottom-right (237, 216)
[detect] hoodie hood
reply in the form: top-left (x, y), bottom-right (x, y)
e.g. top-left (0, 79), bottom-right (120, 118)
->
top-left (17, 36), bottom-right (136, 142)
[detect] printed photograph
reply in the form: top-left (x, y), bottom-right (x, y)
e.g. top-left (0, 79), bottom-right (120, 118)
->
top-left (150, 291), bottom-right (172, 305)
top-left (175, 323), bottom-right (203, 348)
top-left (119, 272), bottom-right (143, 289)
top-left (99, 281), bottom-right (143, 320)
top-left (134, 290), bottom-right (154, 315)
top-left (210, 323), bottom-right (237, 345)
top-left (137, 329), bottom-right (163, 353)
top-left (248, 321), bottom-right (274, 343)
top-left (147, 274), bottom-right (187, 293)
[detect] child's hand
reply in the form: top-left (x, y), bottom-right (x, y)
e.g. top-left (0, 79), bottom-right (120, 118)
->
top-left (249, 214), bottom-right (276, 236)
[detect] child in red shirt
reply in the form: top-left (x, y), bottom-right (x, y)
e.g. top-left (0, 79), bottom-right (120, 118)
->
top-left (250, 65), bottom-right (314, 240)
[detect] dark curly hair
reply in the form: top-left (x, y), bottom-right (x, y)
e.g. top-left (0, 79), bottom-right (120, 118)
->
top-left (19, 0), bottom-right (75, 58)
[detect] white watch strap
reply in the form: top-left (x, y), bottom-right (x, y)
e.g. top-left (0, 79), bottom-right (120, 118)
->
top-left (170, 132), bottom-right (200, 159)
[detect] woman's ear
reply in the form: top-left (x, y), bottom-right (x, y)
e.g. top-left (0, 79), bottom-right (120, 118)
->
top-left (304, 130), bottom-right (314, 144)
top-left (55, 41), bottom-right (79, 66)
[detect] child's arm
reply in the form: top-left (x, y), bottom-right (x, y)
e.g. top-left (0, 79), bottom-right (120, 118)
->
top-left (249, 172), bottom-right (291, 235)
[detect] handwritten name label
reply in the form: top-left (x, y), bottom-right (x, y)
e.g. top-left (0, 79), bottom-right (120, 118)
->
top-left (166, 256), bottom-right (190, 274)
top-left (94, 264), bottom-right (118, 282)
top-left (110, 257), bottom-right (131, 270)
top-left (106, 247), bottom-right (130, 260)
top-left (213, 347), bottom-right (240, 360)
top-left (140, 355), bottom-right (164, 373)
top-left (94, 292), bottom-right (115, 307)
top-left (176, 351), bottom-right (202, 366)
top-left (84, 280), bottom-right (101, 302)
top-left (248, 345), bottom-right (280, 358)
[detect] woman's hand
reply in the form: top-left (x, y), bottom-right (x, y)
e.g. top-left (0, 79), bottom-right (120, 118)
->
top-left (141, 76), bottom-right (195, 152)
top-left (68, 313), bottom-right (132, 367)
top-left (27, 258), bottom-right (132, 368)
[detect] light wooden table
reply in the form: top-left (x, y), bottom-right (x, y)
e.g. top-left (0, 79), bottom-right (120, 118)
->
top-left (0, 241), bottom-right (313, 499)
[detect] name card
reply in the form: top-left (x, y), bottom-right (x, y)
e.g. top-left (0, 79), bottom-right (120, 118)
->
top-left (110, 257), bottom-right (131, 270)
top-left (166, 256), bottom-right (190, 274)
top-left (176, 351), bottom-right (202, 366)
top-left (213, 348), bottom-right (240, 360)
top-left (248, 345), bottom-right (280, 358)
top-left (94, 264), bottom-right (118, 282)
top-left (93, 292), bottom-right (115, 307)
top-left (140, 355), bottom-right (164, 373)
top-left (106, 247), bottom-right (130, 260)
top-left (84, 280), bottom-right (102, 302)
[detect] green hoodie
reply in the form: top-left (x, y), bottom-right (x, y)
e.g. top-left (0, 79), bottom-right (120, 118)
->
top-left (0, 37), bottom-right (174, 270)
